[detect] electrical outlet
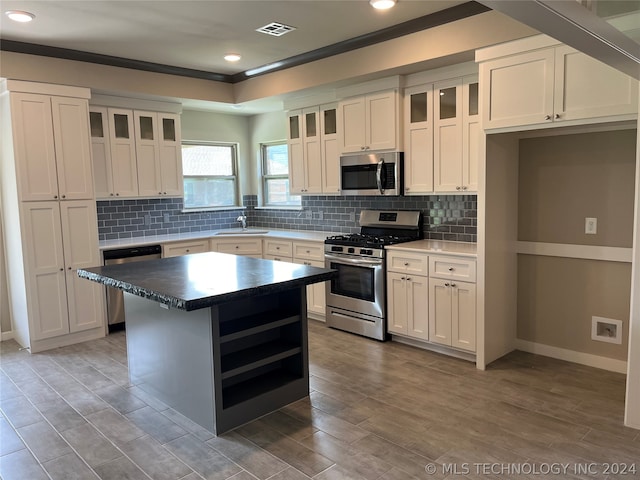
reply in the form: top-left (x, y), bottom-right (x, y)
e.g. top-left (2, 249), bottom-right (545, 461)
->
top-left (317, 210), bottom-right (324, 220)
top-left (305, 210), bottom-right (312, 219)
top-left (144, 214), bottom-right (151, 226)
top-left (163, 213), bottom-right (170, 224)
top-left (585, 217), bottom-right (597, 234)
top-left (348, 211), bottom-right (355, 222)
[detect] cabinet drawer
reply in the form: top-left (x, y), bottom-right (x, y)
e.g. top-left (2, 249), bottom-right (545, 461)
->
top-left (387, 251), bottom-right (428, 275)
top-left (163, 241), bottom-right (208, 258)
top-left (211, 238), bottom-right (263, 256)
top-left (429, 256), bottom-right (476, 282)
top-left (263, 253), bottom-right (293, 263)
top-left (263, 239), bottom-right (293, 257)
top-left (292, 241), bottom-right (324, 261)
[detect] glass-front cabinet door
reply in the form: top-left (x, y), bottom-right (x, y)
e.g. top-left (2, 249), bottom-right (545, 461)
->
top-left (403, 84), bottom-right (433, 194)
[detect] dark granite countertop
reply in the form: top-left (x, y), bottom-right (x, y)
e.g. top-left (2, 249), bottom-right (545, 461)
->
top-left (78, 252), bottom-right (336, 311)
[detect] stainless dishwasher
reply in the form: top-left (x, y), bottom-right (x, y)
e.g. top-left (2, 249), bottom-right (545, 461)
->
top-left (103, 245), bottom-right (162, 332)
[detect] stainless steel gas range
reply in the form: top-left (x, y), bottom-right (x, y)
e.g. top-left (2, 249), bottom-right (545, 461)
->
top-left (324, 210), bottom-right (422, 340)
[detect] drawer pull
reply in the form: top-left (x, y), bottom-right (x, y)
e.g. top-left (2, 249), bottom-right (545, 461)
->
top-left (451, 283), bottom-right (457, 287)
top-left (445, 283), bottom-right (450, 287)
top-left (404, 262), bottom-right (409, 266)
top-left (448, 267), bottom-right (454, 271)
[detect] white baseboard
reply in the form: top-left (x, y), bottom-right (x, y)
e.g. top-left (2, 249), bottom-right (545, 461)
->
top-left (0, 330), bottom-right (14, 341)
top-left (390, 334), bottom-right (477, 363)
top-left (515, 339), bottom-right (628, 374)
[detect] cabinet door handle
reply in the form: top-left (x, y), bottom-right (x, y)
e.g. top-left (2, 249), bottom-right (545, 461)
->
top-left (462, 186), bottom-right (467, 191)
top-left (68, 267), bottom-right (72, 270)
top-left (185, 249), bottom-right (190, 253)
top-left (110, 193), bottom-right (114, 196)
top-left (545, 115), bottom-right (552, 120)
top-left (404, 262), bottom-right (409, 266)
top-left (456, 186), bottom-right (461, 191)
top-left (448, 267), bottom-right (454, 271)
top-left (451, 283), bottom-right (457, 287)
top-left (445, 283), bottom-right (450, 287)
top-left (61, 195), bottom-right (66, 199)
top-left (406, 277), bottom-right (411, 281)
top-left (54, 195), bottom-right (58, 199)
top-left (60, 268), bottom-right (64, 272)
top-left (235, 246), bottom-right (239, 249)
top-left (555, 113), bottom-right (561, 119)
top-left (116, 193), bottom-right (119, 196)
top-left (401, 276), bottom-right (406, 280)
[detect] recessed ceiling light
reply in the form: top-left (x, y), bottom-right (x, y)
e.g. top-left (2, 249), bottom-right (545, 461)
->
top-left (369, 0), bottom-right (396, 10)
top-left (224, 53), bottom-right (241, 62)
top-left (5, 10), bottom-right (35, 22)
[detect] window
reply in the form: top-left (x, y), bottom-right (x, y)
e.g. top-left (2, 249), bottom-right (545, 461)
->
top-left (182, 142), bottom-right (238, 209)
top-left (262, 142), bottom-right (301, 207)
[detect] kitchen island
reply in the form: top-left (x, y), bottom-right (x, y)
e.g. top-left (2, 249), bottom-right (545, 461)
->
top-left (78, 252), bottom-right (336, 435)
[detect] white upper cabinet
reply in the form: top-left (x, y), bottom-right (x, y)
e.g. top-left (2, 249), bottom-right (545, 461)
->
top-left (288, 104), bottom-right (339, 195)
top-left (339, 90), bottom-right (398, 153)
top-left (107, 108), bottom-right (139, 197)
top-left (553, 45), bottom-right (638, 122)
top-left (91, 106), bottom-right (182, 199)
top-left (89, 107), bottom-right (114, 198)
top-left (320, 104), bottom-right (340, 195)
top-left (403, 84), bottom-right (434, 195)
top-left (135, 111), bottom-right (183, 197)
top-left (479, 40), bottom-right (638, 130)
top-left (11, 93), bottom-right (93, 201)
top-left (301, 107), bottom-right (323, 194)
top-left (433, 75), bottom-right (479, 193)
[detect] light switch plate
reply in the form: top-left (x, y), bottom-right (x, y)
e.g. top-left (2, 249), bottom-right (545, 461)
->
top-left (585, 217), bottom-right (597, 234)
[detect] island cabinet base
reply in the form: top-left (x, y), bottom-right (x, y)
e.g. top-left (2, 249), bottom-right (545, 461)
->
top-left (124, 287), bottom-right (310, 435)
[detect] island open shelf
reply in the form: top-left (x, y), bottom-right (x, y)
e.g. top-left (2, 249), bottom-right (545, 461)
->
top-left (78, 252), bottom-right (335, 435)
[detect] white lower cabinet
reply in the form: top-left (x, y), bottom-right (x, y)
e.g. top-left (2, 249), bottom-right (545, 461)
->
top-left (22, 200), bottom-right (104, 341)
top-left (386, 250), bottom-right (429, 339)
top-left (387, 271), bottom-right (429, 340)
top-left (428, 278), bottom-right (476, 352)
top-left (162, 240), bottom-right (208, 258)
top-left (387, 249), bottom-right (476, 353)
top-left (210, 238), bottom-right (263, 258)
top-left (292, 241), bottom-right (326, 319)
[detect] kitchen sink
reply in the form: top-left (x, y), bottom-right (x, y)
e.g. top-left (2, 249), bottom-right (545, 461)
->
top-left (214, 228), bottom-right (269, 235)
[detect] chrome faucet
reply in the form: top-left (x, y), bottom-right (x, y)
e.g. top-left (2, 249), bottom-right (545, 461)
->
top-left (236, 214), bottom-right (247, 230)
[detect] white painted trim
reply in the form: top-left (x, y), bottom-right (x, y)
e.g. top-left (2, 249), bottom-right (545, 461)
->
top-left (91, 93), bottom-right (182, 113)
top-left (403, 61), bottom-right (477, 88)
top-left (2, 79), bottom-right (91, 98)
top-left (0, 330), bottom-right (14, 341)
top-left (390, 334), bottom-right (477, 363)
top-left (475, 33), bottom-right (558, 62)
top-left (515, 339), bottom-right (627, 374)
top-left (335, 75), bottom-right (403, 99)
top-left (516, 241), bottom-right (632, 263)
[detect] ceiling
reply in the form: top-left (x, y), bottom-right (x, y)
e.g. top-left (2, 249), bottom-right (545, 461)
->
top-left (0, 0), bottom-right (470, 78)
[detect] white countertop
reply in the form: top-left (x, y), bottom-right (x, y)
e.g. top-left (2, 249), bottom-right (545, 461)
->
top-left (99, 228), bottom-right (341, 250)
top-left (385, 239), bottom-right (477, 257)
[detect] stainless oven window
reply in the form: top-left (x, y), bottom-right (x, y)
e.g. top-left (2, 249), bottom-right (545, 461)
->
top-left (329, 262), bottom-right (375, 302)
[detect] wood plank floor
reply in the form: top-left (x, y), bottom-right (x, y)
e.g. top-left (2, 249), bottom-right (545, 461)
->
top-left (1, 320), bottom-right (639, 480)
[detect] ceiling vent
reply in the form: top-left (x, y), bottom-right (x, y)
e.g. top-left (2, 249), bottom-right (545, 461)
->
top-left (256, 22), bottom-right (296, 37)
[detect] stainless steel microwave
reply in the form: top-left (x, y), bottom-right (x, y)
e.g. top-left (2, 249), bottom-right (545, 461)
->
top-left (340, 152), bottom-right (403, 196)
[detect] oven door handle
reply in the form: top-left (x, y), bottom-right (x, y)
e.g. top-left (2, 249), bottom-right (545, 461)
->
top-left (325, 254), bottom-right (383, 266)
top-left (376, 159), bottom-right (385, 195)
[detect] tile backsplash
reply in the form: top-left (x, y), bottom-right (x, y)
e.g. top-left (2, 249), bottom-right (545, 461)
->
top-left (97, 194), bottom-right (477, 242)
